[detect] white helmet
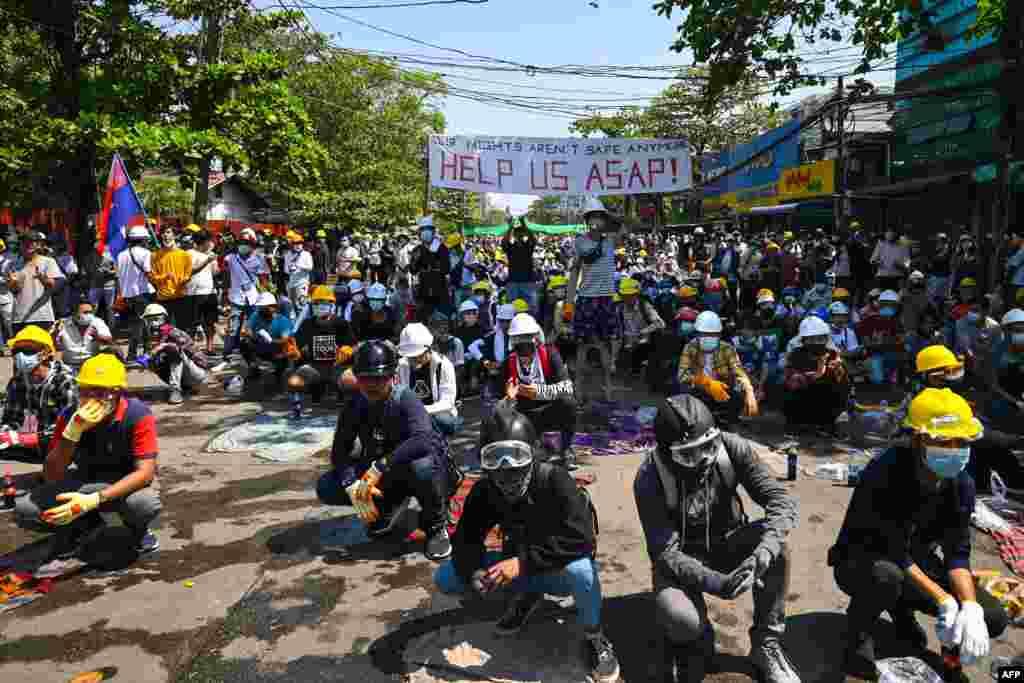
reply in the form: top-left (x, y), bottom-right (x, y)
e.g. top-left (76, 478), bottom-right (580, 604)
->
top-left (1002, 308), bottom-right (1024, 327)
top-left (239, 228), bottom-right (257, 242)
top-left (694, 311), bottom-right (722, 334)
top-left (496, 303), bottom-right (516, 321)
top-left (142, 303), bottom-right (168, 318)
top-left (257, 291), bottom-right (277, 307)
top-left (798, 315), bottom-right (830, 338)
top-left (367, 283), bottom-right (387, 300)
top-left (397, 323), bottom-right (433, 357)
top-left (349, 279), bottom-right (364, 295)
top-left (508, 313), bottom-right (541, 337)
top-left (829, 302), bottom-right (849, 316)
top-left (879, 289), bottom-right (901, 304)
top-left (581, 195), bottom-right (609, 219)
top-left (909, 270), bottom-right (925, 281)
top-left (459, 300), bottom-right (479, 314)
top-left (128, 226), bottom-right (150, 240)
top-left (693, 227), bottom-right (705, 236)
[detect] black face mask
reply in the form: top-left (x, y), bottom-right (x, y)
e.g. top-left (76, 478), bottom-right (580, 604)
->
top-left (514, 343), bottom-right (534, 358)
top-left (260, 310), bottom-right (274, 320)
top-left (803, 344), bottom-right (827, 356)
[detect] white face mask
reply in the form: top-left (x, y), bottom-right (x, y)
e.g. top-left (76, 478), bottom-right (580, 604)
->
top-left (313, 304), bottom-right (334, 317)
top-left (75, 313), bottom-right (94, 327)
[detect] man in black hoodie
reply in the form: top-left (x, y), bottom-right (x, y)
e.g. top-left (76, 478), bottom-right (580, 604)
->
top-left (433, 403), bottom-right (620, 683)
top-left (634, 395), bottom-right (800, 683)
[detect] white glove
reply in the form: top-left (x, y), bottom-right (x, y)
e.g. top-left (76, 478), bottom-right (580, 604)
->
top-left (257, 329), bottom-right (273, 344)
top-left (936, 596), bottom-right (959, 646)
top-left (954, 600), bottom-right (989, 664)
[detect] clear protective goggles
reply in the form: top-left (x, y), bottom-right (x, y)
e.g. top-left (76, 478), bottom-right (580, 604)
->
top-left (480, 440), bottom-right (533, 471)
top-left (510, 334), bottom-right (535, 348)
top-left (662, 429), bottom-right (720, 469)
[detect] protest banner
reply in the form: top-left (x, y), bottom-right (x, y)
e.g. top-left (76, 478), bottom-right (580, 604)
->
top-left (429, 135), bottom-right (691, 196)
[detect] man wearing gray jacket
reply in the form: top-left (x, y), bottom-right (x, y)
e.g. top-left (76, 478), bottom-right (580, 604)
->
top-left (634, 395), bottom-right (800, 683)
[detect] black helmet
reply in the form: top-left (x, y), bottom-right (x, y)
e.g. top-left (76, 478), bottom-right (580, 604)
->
top-left (352, 340), bottom-right (398, 378)
top-left (479, 403), bottom-right (537, 500)
top-left (654, 395), bottom-right (720, 471)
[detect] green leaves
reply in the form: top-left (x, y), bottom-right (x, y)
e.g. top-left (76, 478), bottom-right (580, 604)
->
top-left (652, 0), bottom-right (1007, 98)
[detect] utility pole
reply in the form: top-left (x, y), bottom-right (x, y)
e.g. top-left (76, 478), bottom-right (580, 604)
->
top-left (423, 143), bottom-right (431, 216)
top-left (834, 75), bottom-right (847, 234)
top-left (192, 7), bottom-right (223, 226)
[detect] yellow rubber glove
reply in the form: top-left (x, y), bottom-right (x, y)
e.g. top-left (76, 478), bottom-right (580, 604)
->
top-left (345, 463), bottom-right (384, 524)
top-left (694, 374), bottom-right (730, 402)
top-left (335, 345), bottom-right (354, 366)
top-left (42, 491), bottom-right (101, 526)
top-left (62, 400), bottom-right (114, 443)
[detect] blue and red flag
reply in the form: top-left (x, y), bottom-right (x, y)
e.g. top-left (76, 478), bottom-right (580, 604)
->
top-left (96, 154), bottom-right (149, 259)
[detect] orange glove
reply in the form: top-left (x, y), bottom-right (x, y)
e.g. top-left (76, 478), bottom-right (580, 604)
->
top-left (335, 345), bottom-right (353, 366)
top-left (562, 302), bottom-right (575, 322)
top-left (282, 337), bottom-right (301, 361)
top-left (694, 373), bottom-right (730, 402)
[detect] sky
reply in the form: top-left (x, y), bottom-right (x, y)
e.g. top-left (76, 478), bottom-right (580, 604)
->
top-left (277, 0), bottom-right (894, 214)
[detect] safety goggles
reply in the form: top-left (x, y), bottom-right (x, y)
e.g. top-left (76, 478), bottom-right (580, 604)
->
top-left (664, 434), bottom-right (720, 469)
top-left (510, 335), bottom-right (534, 347)
top-left (480, 440), bottom-right (533, 471)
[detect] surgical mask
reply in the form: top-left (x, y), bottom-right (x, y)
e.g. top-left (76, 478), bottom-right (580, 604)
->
top-left (238, 245), bottom-right (252, 256)
top-left (420, 229), bottom-right (433, 243)
top-left (14, 351), bottom-right (40, 375)
top-left (147, 318), bottom-right (165, 332)
top-left (1011, 332), bottom-right (1024, 346)
top-left (699, 336), bottom-right (720, 352)
top-left (75, 313), bottom-right (94, 327)
top-left (369, 299), bottom-right (386, 312)
top-left (879, 307), bottom-right (897, 318)
top-left (924, 446), bottom-right (970, 479)
top-left (551, 288), bottom-right (566, 300)
top-left (313, 304), bottom-right (333, 317)
top-left (260, 309), bottom-right (274, 320)
top-left (679, 322), bottom-right (695, 335)
top-left (463, 313), bottom-right (479, 325)
top-left (352, 293), bottom-right (366, 304)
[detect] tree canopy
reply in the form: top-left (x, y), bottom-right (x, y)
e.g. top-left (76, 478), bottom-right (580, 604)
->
top-left (652, 0), bottom-right (1008, 98)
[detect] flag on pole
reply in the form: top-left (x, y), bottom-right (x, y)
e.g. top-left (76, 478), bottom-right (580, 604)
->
top-left (96, 154), bottom-right (150, 259)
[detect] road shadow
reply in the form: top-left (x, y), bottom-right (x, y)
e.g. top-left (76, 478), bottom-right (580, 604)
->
top-left (266, 514), bottom-right (424, 564)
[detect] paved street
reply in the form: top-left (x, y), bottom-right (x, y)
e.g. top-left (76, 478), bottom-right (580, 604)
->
top-left (0, 364), bottom-right (1019, 683)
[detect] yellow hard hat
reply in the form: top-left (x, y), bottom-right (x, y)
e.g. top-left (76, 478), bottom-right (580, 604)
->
top-left (615, 247), bottom-right (626, 256)
top-left (349, 269), bottom-right (362, 280)
top-left (678, 286), bottom-right (698, 299)
top-left (316, 229), bottom-right (327, 238)
top-left (496, 253), bottom-right (508, 264)
top-left (960, 277), bottom-right (977, 288)
top-left (765, 242), bottom-right (780, 252)
top-left (613, 293), bottom-right (622, 303)
top-left (513, 298), bottom-right (529, 313)
top-left (310, 285), bottom-right (336, 303)
top-left (915, 345), bottom-right (962, 374)
top-left (783, 231), bottom-right (794, 240)
top-left (639, 250), bottom-right (648, 258)
top-left (832, 287), bottom-right (851, 300)
top-left (286, 230), bottom-right (303, 243)
top-left (902, 388), bottom-right (982, 441)
top-left (547, 275), bottom-right (568, 290)
top-left (185, 223), bottom-right (201, 233)
top-left (472, 281), bottom-right (493, 293)
top-left (619, 277), bottom-right (641, 296)
top-left (77, 353), bottom-right (127, 389)
top-left (445, 233), bottom-right (463, 248)
top-left (0, 239), bottom-right (6, 251)
top-left (10, 325), bottom-right (55, 354)
top-left (756, 288), bottom-right (774, 300)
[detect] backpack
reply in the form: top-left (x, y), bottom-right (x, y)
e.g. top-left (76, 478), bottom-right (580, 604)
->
top-left (535, 462), bottom-right (600, 557)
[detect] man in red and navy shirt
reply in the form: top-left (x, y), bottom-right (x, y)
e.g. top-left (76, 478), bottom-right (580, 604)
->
top-left (14, 354), bottom-right (161, 559)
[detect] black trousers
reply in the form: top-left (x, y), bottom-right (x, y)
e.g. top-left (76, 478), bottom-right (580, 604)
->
top-left (967, 426), bottom-right (1024, 491)
top-left (782, 378), bottom-right (851, 427)
top-left (517, 394), bottom-right (577, 452)
top-left (125, 294), bottom-right (151, 357)
top-left (832, 548), bottom-right (1009, 641)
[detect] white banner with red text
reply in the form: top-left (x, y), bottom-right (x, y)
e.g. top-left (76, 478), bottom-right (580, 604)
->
top-left (429, 135), bottom-right (692, 196)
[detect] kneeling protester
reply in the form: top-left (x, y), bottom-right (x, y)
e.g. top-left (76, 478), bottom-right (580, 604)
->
top-left (396, 323), bottom-right (462, 436)
top-left (434, 403), bottom-right (620, 683)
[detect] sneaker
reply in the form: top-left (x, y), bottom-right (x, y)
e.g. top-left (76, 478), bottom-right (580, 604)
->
top-left (495, 591), bottom-right (542, 636)
top-left (424, 525), bottom-right (452, 561)
top-left (583, 628), bottom-right (621, 683)
top-left (750, 637), bottom-right (801, 683)
top-left (168, 390), bottom-right (184, 405)
top-left (136, 532), bottom-right (160, 555)
top-left (368, 498), bottom-right (419, 539)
